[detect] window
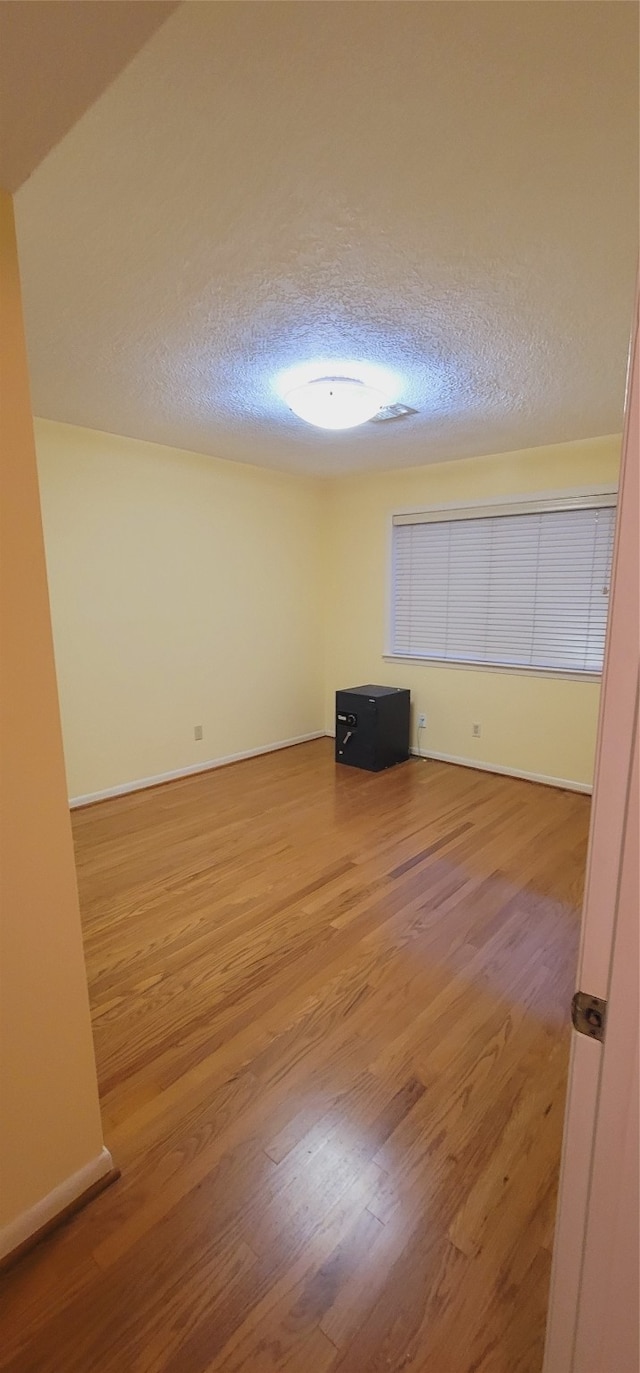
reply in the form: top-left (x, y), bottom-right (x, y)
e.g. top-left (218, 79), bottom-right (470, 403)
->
top-left (390, 496), bottom-right (616, 675)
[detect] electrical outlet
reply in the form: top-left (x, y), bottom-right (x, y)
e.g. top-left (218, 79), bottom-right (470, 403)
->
top-left (472, 723), bottom-right (481, 738)
top-left (417, 713), bottom-right (426, 730)
top-left (194, 724), bottom-right (203, 741)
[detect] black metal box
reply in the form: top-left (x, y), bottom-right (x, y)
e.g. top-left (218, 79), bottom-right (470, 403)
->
top-left (335, 685), bottom-right (410, 772)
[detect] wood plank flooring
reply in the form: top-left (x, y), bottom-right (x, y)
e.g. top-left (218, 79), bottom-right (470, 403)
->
top-left (0, 740), bottom-right (590, 1372)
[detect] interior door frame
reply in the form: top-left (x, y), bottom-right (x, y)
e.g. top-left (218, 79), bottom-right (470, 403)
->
top-left (542, 289), bottom-right (639, 1373)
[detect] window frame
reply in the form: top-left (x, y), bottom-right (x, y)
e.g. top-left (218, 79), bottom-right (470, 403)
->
top-left (385, 485), bottom-right (618, 682)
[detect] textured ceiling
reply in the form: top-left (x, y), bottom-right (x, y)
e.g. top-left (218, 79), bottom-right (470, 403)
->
top-left (0, 1), bottom-right (177, 192)
top-left (14, 1), bottom-right (639, 476)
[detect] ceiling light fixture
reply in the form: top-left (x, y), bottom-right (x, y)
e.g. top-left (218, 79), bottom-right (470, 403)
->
top-left (284, 375), bottom-right (390, 430)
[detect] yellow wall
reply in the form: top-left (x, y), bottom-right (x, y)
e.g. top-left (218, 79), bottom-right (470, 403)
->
top-left (0, 193), bottom-right (105, 1244)
top-left (323, 437), bottom-right (621, 789)
top-left (35, 419), bottom-right (325, 801)
top-left (36, 421), bottom-right (620, 800)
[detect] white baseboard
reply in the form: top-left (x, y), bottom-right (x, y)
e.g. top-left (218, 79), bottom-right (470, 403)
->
top-left (326, 729), bottom-right (589, 792)
top-left (69, 731), bottom-right (326, 808)
top-left (0, 1146), bottom-right (114, 1261)
top-left (410, 746), bottom-right (592, 794)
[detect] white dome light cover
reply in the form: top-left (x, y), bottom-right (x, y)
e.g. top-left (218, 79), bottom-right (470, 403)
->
top-left (285, 376), bottom-right (389, 430)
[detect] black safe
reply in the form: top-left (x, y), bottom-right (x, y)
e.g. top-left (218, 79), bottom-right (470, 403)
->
top-left (335, 685), bottom-right (410, 772)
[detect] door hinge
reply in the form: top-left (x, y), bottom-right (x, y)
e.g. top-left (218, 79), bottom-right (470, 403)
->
top-left (571, 990), bottom-right (607, 1042)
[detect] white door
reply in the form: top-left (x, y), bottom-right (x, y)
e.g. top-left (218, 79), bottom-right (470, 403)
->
top-left (543, 295), bottom-right (639, 1373)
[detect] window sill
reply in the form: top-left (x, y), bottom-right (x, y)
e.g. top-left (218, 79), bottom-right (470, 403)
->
top-left (382, 654), bottom-right (602, 683)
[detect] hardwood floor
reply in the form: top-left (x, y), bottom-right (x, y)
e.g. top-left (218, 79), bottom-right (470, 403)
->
top-left (0, 740), bottom-right (590, 1372)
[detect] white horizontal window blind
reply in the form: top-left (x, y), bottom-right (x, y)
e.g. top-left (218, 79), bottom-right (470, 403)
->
top-left (391, 501), bottom-right (616, 674)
